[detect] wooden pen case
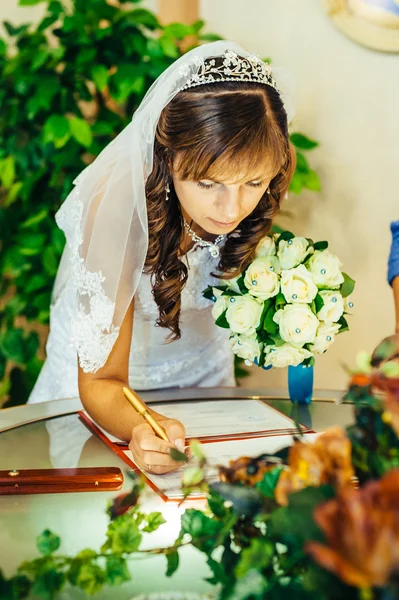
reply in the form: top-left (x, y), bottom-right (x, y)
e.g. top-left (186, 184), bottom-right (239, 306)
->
top-left (0, 467), bottom-right (124, 495)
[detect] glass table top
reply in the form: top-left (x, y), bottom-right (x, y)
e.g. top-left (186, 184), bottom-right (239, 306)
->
top-left (0, 388), bottom-right (353, 597)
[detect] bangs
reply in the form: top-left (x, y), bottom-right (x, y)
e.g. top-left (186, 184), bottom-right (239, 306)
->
top-left (173, 115), bottom-right (287, 184)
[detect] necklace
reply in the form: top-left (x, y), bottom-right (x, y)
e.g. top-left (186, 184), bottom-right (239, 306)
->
top-left (183, 219), bottom-right (225, 258)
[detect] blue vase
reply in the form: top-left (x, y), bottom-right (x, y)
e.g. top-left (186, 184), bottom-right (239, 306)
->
top-left (288, 364), bottom-right (314, 404)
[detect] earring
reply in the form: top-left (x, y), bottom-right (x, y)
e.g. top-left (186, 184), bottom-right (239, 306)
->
top-left (165, 178), bottom-right (170, 202)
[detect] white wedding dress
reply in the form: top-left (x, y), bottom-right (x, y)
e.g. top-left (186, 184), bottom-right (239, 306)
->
top-left (28, 243), bottom-right (235, 404)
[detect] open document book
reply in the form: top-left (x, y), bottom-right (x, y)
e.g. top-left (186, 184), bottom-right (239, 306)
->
top-left (79, 398), bottom-right (315, 501)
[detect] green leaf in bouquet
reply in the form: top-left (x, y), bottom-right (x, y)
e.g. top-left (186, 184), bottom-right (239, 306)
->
top-left (235, 275), bottom-right (247, 294)
top-left (275, 292), bottom-right (286, 310)
top-left (258, 298), bottom-right (272, 330)
top-left (268, 333), bottom-right (285, 347)
top-left (256, 466), bottom-right (283, 499)
top-left (276, 231), bottom-right (295, 245)
top-left (290, 133), bottom-right (319, 151)
top-left (222, 289), bottom-right (241, 297)
top-left (263, 306), bottom-right (278, 335)
top-left (313, 241), bottom-right (328, 251)
top-left (202, 285), bottom-right (216, 301)
top-left (337, 316), bottom-right (349, 334)
top-left (340, 273), bottom-right (355, 298)
top-left (165, 551), bottom-right (179, 577)
top-left (314, 293), bottom-right (324, 314)
top-left (215, 310), bottom-right (230, 329)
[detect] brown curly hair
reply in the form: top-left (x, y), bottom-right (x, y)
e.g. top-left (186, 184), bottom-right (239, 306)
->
top-left (145, 67), bottom-right (292, 341)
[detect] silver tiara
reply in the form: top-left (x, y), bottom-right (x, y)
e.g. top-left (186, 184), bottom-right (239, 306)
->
top-left (180, 49), bottom-right (278, 91)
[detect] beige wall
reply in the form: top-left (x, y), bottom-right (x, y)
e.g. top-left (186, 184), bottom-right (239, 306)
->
top-left (2, 0), bottom-right (399, 391)
top-left (198, 0), bottom-right (399, 390)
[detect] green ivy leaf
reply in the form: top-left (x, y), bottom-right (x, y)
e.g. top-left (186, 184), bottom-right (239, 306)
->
top-left (0, 571), bottom-right (31, 599)
top-left (31, 569), bottom-right (65, 600)
top-left (165, 551), bottom-right (179, 577)
top-left (104, 516), bottom-right (142, 554)
top-left (234, 538), bottom-right (274, 579)
top-left (182, 466), bottom-right (204, 488)
top-left (256, 466), bottom-right (283, 498)
top-left (206, 556), bottom-right (227, 585)
top-left (207, 488), bottom-right (229, 519)
top-left (189, 439), bottom-right (206, 461)
top-left (68, 561), bottom-right (105, 596)
top-left (42, 246), bottom-right (59, 276)
top-left (340, 273), bottom-right (355, 298)
top-left (290, 133), bottom-right (319, 150)
top-left (36, 530), bottom-right (61, 556)
top-left (228, 569), bottom-right (268, 599)
top-left (19, 0), bottom-right (47, 5)
top-left (142, 511), bottom-right (166, 533)
top-left (295, 151), bottom-right (310, 173)
top-left (169, 447), bottom-right (188, 463)
top-left (104, 555), bottom-right (130, 586)
top-left (69, 116), bottom-right (93, 148)
top-left (180, 509), bottom-right (224, 553)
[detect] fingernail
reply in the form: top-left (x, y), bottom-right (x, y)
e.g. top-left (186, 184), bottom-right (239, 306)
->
top-left (175, 438), bottom-right (185, 453)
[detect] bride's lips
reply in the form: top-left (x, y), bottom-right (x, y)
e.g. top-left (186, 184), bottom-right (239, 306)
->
top-left (208, 217), bottom-right (237, 229)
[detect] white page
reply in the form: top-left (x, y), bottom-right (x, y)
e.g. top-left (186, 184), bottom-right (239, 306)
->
top-left (83, 399), bottom-right (300, 445)
top-left (123, 432), bottom-right (319, 499)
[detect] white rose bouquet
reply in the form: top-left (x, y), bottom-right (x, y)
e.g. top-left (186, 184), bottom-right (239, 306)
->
top-left (203, 231), bottom-right (355, 369)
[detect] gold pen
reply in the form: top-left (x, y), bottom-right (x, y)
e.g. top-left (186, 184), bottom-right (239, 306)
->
top-left (122, 387), bottom-right (170, 443)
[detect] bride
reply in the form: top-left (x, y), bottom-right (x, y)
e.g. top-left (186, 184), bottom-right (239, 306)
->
top-left (28, 41), bottom-right (296, 474)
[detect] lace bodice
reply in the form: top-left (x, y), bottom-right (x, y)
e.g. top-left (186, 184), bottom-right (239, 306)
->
top-left (28, 243), bottom-right (235, 404)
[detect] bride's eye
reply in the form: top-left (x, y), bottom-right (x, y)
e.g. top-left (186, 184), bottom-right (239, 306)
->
top-left (197, 181), bottom-right (214, 190)
top-left (248, 181), bottom-right (263, 188)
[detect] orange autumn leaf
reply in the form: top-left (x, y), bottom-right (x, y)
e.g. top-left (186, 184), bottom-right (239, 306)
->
top-left (306, 469), bottom-right (399, 588)
top-left (275, 427), bottom-right (354, 506)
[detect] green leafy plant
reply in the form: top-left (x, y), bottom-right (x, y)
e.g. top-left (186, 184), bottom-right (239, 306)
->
top-left (2, 341), bottom-right (399, 599)
top-left (0, 0), bottom-right (320, 406)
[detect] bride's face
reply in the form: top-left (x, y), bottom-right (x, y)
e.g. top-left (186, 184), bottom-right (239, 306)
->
top-left (172, 171), bottom-right (272, 236)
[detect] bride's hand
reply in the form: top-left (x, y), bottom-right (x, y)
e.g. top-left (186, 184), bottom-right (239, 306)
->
top-left (129, 418), bottom-right (186, 475)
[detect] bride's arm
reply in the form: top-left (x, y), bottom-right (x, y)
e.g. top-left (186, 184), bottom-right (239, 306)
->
top-left (78, 299), bottom-right (186, 474)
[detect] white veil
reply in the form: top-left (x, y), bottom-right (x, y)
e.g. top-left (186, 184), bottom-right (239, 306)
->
top-left (53, 41), bottom-right (296, 373)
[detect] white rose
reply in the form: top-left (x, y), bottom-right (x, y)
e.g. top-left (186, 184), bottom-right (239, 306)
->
top-left (264, 344), bottom-right (313, 368)
top-left (211, 288), bottom-right (229, 320)
top-left (226, 295), bottom-right (263, 336)
top-left (244, 256), bottom-right (280, 300)
top-left (274, 304), bottom-right (319, 347)
top-left (317, 291), bottom-right (344, 325)
top-left (277, 237), bottom-right (312, 270)
top-left (255, 235), bottom-right (276, 257)
top-left (307, 250), bottom-right (344, 288)
top-left (230, 334), bottom-right (262, 362)
top-left (310, 322), bottom-right (341, 354)
top-left (281, 265), bottom-right (318, 304)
